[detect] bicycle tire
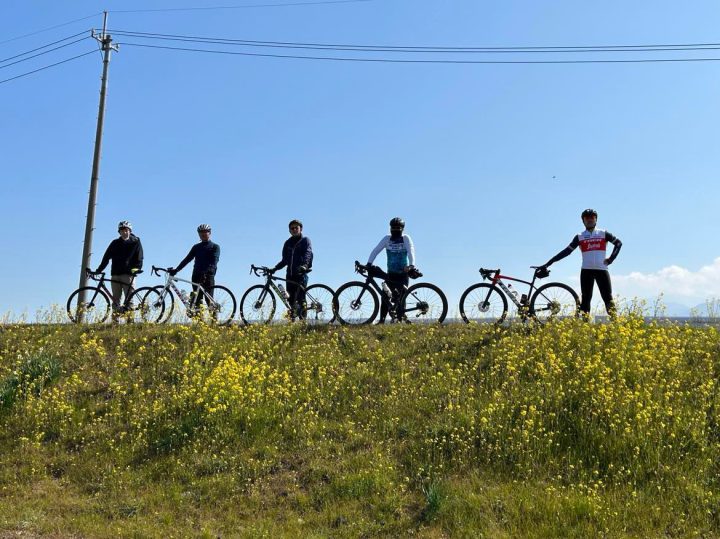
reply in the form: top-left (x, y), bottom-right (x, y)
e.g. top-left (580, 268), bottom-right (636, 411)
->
top-left (530, 282), bottom-right (580, 321)
top-left (66, 286), bottom-right (111, 323)
top-left (240, 285), bottom-right (276, 325)
top-left (149, 286), bottom-right (175, 324)
top-left (201, 285), bottom-right (237, 325)
top-left (459, 283), bottom-right (508, 324)
top-left (399, 282), bottom-right (448, 324)
top-left (333, 281), bottom-right (379, 325)
top-left (304, 283), bottom-right (335, 325)
top-left (130, 286), bottom-right (165, 323)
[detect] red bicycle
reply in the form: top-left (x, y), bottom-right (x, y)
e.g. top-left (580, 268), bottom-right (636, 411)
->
top-left (459, 266), bottom-right (579, 323)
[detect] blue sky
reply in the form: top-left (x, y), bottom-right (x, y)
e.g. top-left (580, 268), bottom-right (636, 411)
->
top-left (2, 0), bottom-right (719, 319)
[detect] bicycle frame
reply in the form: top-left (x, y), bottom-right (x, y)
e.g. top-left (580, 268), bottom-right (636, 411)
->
top-left (352, 262), bottom-right (421, 320)
top-left (152, 267), bottom-right (218, 311)
top-left (480, 268), bottom-right (539, 309)
top-left (249, 265), bottom-right (308, 312)
top-left (87, 271), bottom-right (137, 308)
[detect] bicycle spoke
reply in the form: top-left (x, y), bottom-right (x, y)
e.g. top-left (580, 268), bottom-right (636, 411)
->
top-left (304, 284), bottom-right (335, 325)
top-left (531, 283), bottom-right (579, 321)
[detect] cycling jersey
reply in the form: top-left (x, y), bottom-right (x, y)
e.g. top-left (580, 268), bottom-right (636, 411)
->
top-left (367, 234), bottom-right (415, 274)
top-left (176, 240), bottom-right (220, 274)
top-left (546, 228), bottom-right (622, 271)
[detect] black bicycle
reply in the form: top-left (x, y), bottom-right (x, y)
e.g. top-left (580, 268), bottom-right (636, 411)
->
top-left (66, 268), bottom-right (151, 323)
top-left (333, 261), bottom-right (448, 325)
top-left (459, 266), bottom-right (580, 323)
top-left (239, 265), bottom-right (335, 325)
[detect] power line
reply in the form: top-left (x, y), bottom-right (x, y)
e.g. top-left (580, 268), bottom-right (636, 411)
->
top-left (0, 36), bottom-right (91, 70)
top-left (110, 0), bottom-right (373, 14)
top-left (0, 50), bottom-right (97, 85)
top-left (109, 29), bottom-right (720, 54)
top-left (108, 29), bottom-right (720, 53)
top-left (0, 13), bottom-right (102, 46)
top-left (0, 30), bottom-right (91, 64)
top-left (119, 41), bottom-right (720, 64)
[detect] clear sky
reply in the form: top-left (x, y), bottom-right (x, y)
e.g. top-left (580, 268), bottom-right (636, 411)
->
top-left (2, 0), bottom-right (719, 320)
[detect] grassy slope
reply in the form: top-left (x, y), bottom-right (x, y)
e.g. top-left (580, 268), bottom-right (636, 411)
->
top-left (1, 319), bottom-right (719, 537)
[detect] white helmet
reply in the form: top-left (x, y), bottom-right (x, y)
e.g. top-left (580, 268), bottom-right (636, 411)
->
top-left (118, 220), bottom-right (132, 231)
top-left (197, 223), bottom-right (212, 232)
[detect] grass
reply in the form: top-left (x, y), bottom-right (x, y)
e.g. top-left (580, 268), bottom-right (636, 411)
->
top-left (0, 317), bottom-right (719, 537)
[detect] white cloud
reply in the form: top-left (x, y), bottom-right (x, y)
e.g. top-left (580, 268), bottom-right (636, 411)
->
top-left (611, 257), bottom-right (720, 304)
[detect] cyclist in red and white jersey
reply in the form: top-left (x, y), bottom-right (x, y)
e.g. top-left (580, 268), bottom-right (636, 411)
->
top-left (539, 208), bottom-right (622, 317)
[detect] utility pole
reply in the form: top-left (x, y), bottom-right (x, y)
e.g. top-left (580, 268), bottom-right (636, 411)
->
top-left (77, 11), bottom-right (118, 320)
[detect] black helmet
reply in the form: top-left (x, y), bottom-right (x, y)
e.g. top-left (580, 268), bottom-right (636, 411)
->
top-left (289, 219), bottom-right (303, 229)
top-left (197, 223), bottom-right (212, 232)
top-left (581, 208), bottom-right (597, 219)
top-left (389, 217), bottom-right (405, 229)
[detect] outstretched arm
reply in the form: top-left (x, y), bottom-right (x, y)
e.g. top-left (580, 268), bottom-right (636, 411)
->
top-left (95, 242), bottom-right (113, 273)
top-left (543, 236), bottom-right (580, 267)
top-left (175, 246), bottom-right (196, 273)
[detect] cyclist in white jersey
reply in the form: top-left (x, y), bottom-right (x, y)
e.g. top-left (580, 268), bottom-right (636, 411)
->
top-left (539, 209), bottom-right (622, 317)
top-left (367, 217), bottom-right (416, 324)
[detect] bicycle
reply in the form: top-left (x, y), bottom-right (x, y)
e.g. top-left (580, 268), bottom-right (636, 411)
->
top-left (66, 268), bottom-right (150, 323)
top-left (333, 261), bottom-right (448, 325)
top-left (239, 265), bottom-right (335, 325)
top-left (138, 266), bottom-right (237, 325)
top-left (459, 266), bottom-right (580, 323)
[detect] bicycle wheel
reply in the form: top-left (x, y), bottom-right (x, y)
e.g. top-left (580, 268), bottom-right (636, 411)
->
top-left (240, 285), bottom-right (276, 325)
top-left (303, 284), bottom-right (335, 325)
top-left (399, 282), bottom-right (448, 324)
top-left (459, 283), bottom-right (508, 324)
top-left (130, 286), bottom-right (165, 323)
top-left (530, 282), bottom-right (580, 321)
top-left (200, 285), bottom-right (237, 325)
top-left (333, 281), bottom-right (379, 325)
top-left (66, 287), bottom-right (111, 323)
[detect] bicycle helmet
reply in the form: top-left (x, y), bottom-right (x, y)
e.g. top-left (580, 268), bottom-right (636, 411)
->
top-left (118, 220), bottom-right (132, 231)
top-left (389, 217), bottom-right (405, 229)
top-left (289, 219), bottom-right (303, 229)
top-left (581, 208), bottom-right (598, 219)
top-left (197, 223), bottom-right (212, 232)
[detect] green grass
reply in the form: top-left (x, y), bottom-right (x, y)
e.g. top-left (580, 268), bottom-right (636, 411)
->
top-left (0, 319), bottom-right (719, 537)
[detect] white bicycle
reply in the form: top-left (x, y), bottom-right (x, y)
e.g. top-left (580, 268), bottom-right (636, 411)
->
top-left (138, 266), bottom-right (237, 325)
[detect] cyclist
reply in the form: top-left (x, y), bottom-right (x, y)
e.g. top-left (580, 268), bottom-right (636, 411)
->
top-left (95, 220), bottom-right (143, 314)
top-left (272, 219), bottom-right (313, 320)
top-left (539, 209), bottom-right (622, 318)
top-left (169, 224), bottom-right (220, 312)
top-left (367, 217), bottom-right (416, 324)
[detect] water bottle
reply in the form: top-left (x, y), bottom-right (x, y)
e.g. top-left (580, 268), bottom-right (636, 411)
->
top-left (508, 284), bottom-right (519, 301)
top-left (278, 284), bottom-right (290, 300)
top-left (179, 290), bottom-right (189, 303)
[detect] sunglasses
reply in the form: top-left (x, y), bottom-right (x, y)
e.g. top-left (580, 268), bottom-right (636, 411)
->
top-left (290, 226), bottom-right (300, 230)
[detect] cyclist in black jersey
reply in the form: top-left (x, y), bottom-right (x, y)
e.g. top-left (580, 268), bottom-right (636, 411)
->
top-left (169, 224), bottom-right (220, 311)
top-left (272, 219), bottom-right (313, 321)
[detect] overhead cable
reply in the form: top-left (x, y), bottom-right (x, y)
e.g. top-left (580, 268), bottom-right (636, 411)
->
top-left (119, 41), bottom-right (720, 64)
top-left (111, 0), bottom-right (373, 14)
top-left (0, 50), bottom-right (97, 85)
top-left (0, 13), bottom-right (102, 46)
top-left (0, 36), bottom-right (92, 70)
top-left (109, 30), bottom-right (720, 54)
top-left (108, 29), bottom-right (720, 53)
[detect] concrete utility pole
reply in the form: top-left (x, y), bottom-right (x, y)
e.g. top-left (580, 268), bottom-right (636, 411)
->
top-left (77, 11), bottom-right (118, 319)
